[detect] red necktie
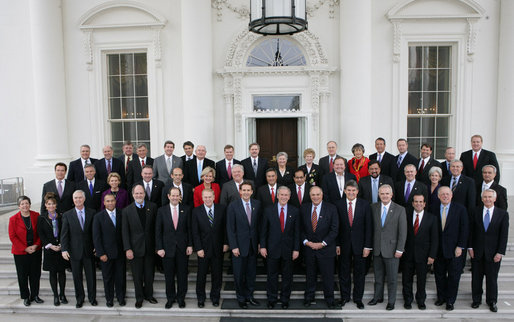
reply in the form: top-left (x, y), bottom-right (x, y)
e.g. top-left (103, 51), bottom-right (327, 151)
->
top-left (297, 186), bottom-right (302, 204)
top-left (280, 207), bottom-right (285, 232)
top-left (414, 214), bottom-right (419, 235)
top-left (329, 157), bottom-right (334, 173)
top-left (107, 160), bottom-right (112, 174)
top-left (311, 206), bottom-right (318, 232)
top-left (419, 159), bottom-right (425, 174)
top-left (126, 156), bottom-right (130, 173)
top-left (473, 153), bottom-right (478, 170)
top-left (227, 161), bottom-right (232, 179)
top-left (141, 159), bottom-right (145, 167)
top-left (348, 201), bottom-right (353, 227)
top-left (271, 187), bottom-right (275, 203)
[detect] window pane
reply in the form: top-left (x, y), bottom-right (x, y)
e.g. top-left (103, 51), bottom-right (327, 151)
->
top-left (112, 142), bottom-right (123, 157)
top-left (438, 46), bottom-right (450, 68)
top-left (120, 54), bottom-right (134, 75)
top-left (137, 121), bottom-right (150, 140)
top-left (422, 69), bottom-right (436, 91)
top-left (253, 95), bottom-right (300, 111)
top-left (135, 76), bottom-right (148, 96)
top-left (247, 38), bottom-right (306, 67)
top-left (407, 138), bottom-right (421, 156)
top-left (123, 122), bottom-right (137, 140)
top-left (438, 69), bottom-right (450, 91)
top-left (136, 98), bottom-right (148, 119)
top-left (408, 92), bottom-right (422, 114)
top-left (407, 117), bottom-right (420, 137)
top-left (108, 55), bottom-right (120, 76)
top-left (121, 98), bottom-right (135, 119)
top-left (427, 47), bottom-right (438, 68)
top-left (109, 76), bottom-right (120, 97)
top-left (134, 53), bottom-right (147, 74)
top-left (111, 122), bottom-right (123, 141)
top-left (436, 117), bottom-right (449, 137)
top-left (121, 76), bottom-right (134, 97)
top-left (409, 46), bottom-right (422, 68)
top-left (437, 92), bottom-right (450, 114)
top-left (408, 70), bottom-right (421, 91)
top-left (422, 92), bottom-right (436, 114)
top-left (421, 117), bottom-right (435, 137)
top-left (435, 138), bottom-right (448, 159)
top-left (422, 138), bottom-right (435, 151)
top-left (110, 98), bottom-right (121, 119)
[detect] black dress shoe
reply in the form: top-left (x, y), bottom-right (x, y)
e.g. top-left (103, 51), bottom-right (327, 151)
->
top-left (90, 299), bottom-right (98, 306)
top-left (238, 301), bottom-right (248, 309)
top-left (212, 300), bottom-right (219, 307)
top-left (386, 303), bottom-right (395, 310)
top-left (106, 301), bottom-right (113, 308)
top-left (340, 298), bottom-right (349, 306)
top-left (146, 297), bottom-right (158, 304)
top-left (418, 303), bottom-right (426, 310)
top-left (404, 303), bottom-right (412, 309)
top-left (489, 303), bottom-right (498, 312)
top-left (368, 298), bottom-right (383, 305)
top-left (32, 296), bottom-right (44, 304)
top-left (135, 301), bottom-right (143, 309)
top-left (119, 299), bottom-right (126, 306)
top-left (267, 301), bottom-right (275, 309)
top-left (54, 296), bottom-right (60, 306)
top-left (434, 299), bottom-right (445, 306)
top-left (59, 295), bottom-right (68, 304)
top-left (327, 302), bottom-right (336, 309)
top-left (198, 301), bottom-right (204, 308)
top-left (178, 300), bottom-right (186, 308)
top-left (303, 299), bottom-right (312, 307)
top-left (165, 300), bottom-right (173, 309)
top-left (355, 301), bottom-right (364, 309)
top-left (248, 298), bottom-right (260, 306)
top-left (281, 302), bottom-right (289, 309)
top-left (471, 302), bottom-right (480, 308)
top-left (446, 303), bottom-right (454, 311)
top-left (23, 298), bottom-right (30, 306)
top-left (76, 301), bottom-right (83, 308)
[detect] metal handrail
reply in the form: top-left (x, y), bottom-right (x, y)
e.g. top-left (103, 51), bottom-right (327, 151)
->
top-left (0, 177), bottom-right (24, 207)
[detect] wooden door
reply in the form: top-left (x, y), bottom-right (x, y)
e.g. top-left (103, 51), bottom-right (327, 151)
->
top-left (256, 118), bottom-right (298, 168)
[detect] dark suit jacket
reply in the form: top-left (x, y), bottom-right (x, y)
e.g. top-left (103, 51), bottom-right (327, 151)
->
top-left (300, 202), bottom-right (339, 258)
top-left (460, 149), bottom-right (500, 184)
top-left (358, 175), bottom-right (395, 204)
top-left (95, 158), bottom-right (125, 185)
top-left (122, 201), bottom-right (157, 257)
top-left (41, 179), bottom-right (76, 215)
top-left (441, 175), bottom-right (476, 214)
top-left (256, 184), bottom-right (280, 209)
top-left (226, 198), bottom-right (261, 257)
top-left (335, 198), bottom-right (372, 256)
top-left (299, 163), bottom-right (322, 186)
top-left (321, 172), bottom-right (357, 203)
top-left (181, 154), bottom-right (196, 164)
top-left (432, 202), bottom-right (468, 259)
top-left (390, 152), bottom-right (418, 182)
top-left (136, 180), bottom-right (164, 207)
top-left (241, 157), bottom-right (269, 189)
top-left (276, 167), bottom-right (294, 187)
top-left (215, 159), bottom-right (241, 188)
top-left (287, 183), bottom-right (312, 208)
top-left (184, 157), bottom-right (216, 187)
top-left (477, 182), bottom-right (508, 210)
top-left (77, 179), bottom-right (108, 212)
top-left (416, 157), bottom-right (442, 185)
top-left (260, 204), bottom-right (300, 259)
top-left (161, 181), bottom-right (194, 207)
top-left (319, 154), bottom-right (347, 177)
top-left (394, 180), bottom-right (428, 207)
top-left (403, 208), bottom-right (438, 263)
top-left (192, 204), bottom-right (227, 258)
top-left (469, 206), bottom-right (509, 260)
top-left (60, 207), bottom-right (95, 260)
top-left (126, 157), bottom-right (154, 190)
top-left (67, 158), bottom-right (98, 183)
top-left (369, 151), bottom-right (395, 177)
top-left (441, 160), bottom-right (452, 180)
top-left (155, 204), bottom-right (192, 258)
top-left (92, 208), bottom-right (123, 259)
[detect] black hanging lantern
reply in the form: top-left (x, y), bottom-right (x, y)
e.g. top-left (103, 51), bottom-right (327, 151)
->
top-left (249, 0), bottom-right (307, 35)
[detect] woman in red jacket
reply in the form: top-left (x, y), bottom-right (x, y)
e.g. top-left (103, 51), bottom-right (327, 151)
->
top-left (193, 166), bottom-right (221, 207)
top-left (8, 196), bottom-right (43, 306)
top-left (347, 143), bottom-right (370, 182)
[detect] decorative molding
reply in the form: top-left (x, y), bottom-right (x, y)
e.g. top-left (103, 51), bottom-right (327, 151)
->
top-left (466, 18), bottom-right (478, 61)
top-left (152, 27), bottom-right (163, 67)
top-left (387, 0), bottom-right (485, 19)
top-left (392, 20), bottom-right (402, 63)
top-left (83, 29), bottom-right (93, 70)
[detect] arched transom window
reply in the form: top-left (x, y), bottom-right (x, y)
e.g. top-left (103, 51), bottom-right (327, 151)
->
top-left (246, 38), bottom-right (307, 67)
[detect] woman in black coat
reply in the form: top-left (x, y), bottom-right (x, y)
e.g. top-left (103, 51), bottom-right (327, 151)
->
top-left (37, 192), bottom-right (69, 306)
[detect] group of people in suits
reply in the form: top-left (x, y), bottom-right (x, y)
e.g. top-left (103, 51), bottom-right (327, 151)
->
top-left (8, 134), bottom-right (508, 313)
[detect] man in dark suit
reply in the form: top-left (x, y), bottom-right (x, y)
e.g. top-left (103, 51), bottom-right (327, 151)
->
top-left (41, 162), bottom-right (76, 215)
top-left (77, 164), bottom-right (107, 212)
top-left (394, 164), bottom-right (428, 207)
top-left (180, 141), bottom-right (195, 163)
top-left (256, 168), bottom-right (279, 209)
top-left (126, 143), bottom-right (154, 190)
top-left (416, 143), bottom-right (442, 185)
top-left (460, 134), bottom-right (501, 184)
top-left (319, 141), bottom-right (344, 176)
top-left (369, 137), bottom-right (395, 177)
top-left (441, 147), bottom-right (456, 180)
top-left (60, 190), bottom-right (97, 308)
top-left (321, 157), bottom-right (357, 204)
top-left (390, 139), bottom-right (418, 182)
top-left (162, 167), bottom-right (194, 207)
top-left (226, 181), bottom-right (262, 309)
top-left (241, 143), bottom-right (268, 189)
top-left (478, 165), bottom-right (508, 210)
top-left (300, 186), bottom-right (339, 309)
top-left (117, 141), bottom-right (138, 177)
top-left (122, 184), bottom-right (158, 308)
top-left (92, 194), bottom-right (126, 307)
top-left (401, 194), bottom-right (438, 310)
top-left (469, 189), bottom-right (509, 312)
top-left (358, 160), bottom-right (394, 204)
top-left (432, 186), bottom-right (468, 311)
top-left (220, 164), bottom-right (252, 205)
top-left (441, 160), bottom-right (476, 218)
top-left (260, 186), bottom-right (300, 309)
top-left (215, 144), bottom-right (241, 188)
top-left (156, 187), bottom-right (193, 309)
top-left (288, 168), bottom-right (311, 208)
top-left (368, 184), bottom-right (407, 310)
top-left (184, 145), bottom-right (215, 187)
top-left (67, 144), bottom-right (98, 183)
top-left (96, 145), bottom-right (125, 186)
top-left (136, 165), bottom-right (164, 206)
top-left (192, 189), bottom-right (228, 308)
top-left (153, 140), bottom-right (183, 184)
top-left (335, 180), bottom-right (372, 309)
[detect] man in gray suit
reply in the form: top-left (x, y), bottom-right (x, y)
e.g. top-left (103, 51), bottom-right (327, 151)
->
top-left (153, 140), bottom-right (183, 183)
top-left (220, 164), bottom-right (253, 205)
top-left (368, 184), bottom-right (407, 310)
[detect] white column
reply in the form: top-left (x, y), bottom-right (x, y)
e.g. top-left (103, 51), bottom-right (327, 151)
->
top-left (496, 0), bottom-right (514, 194)
top-left (339, 0), bottom-right (372, 155)
top-left (181, 0), bottom-right (214, 153)
top-left (29, 0), bottom-right (70, 167)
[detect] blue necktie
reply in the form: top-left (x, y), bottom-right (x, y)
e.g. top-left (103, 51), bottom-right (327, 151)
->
top-left (405, 182), bottom-right (411, 202)
top-left (381, 206), bottom-right (387, 227)
top-left (198, 161), bottom-right (202, 182)
top-left (110, 211), bottom-right (116, 227)
top-left (397, 156), bottom-right (402, 168)
top-left (372, 178), bottom-right (378, 203)
top-left (484, 209), bottom-right (490, 232)
top-left (89, 181), bottom-right (93, 196)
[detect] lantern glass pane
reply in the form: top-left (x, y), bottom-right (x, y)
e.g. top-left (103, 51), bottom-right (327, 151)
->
top-left (265, 0), bottom-right (291, 17)
top-left (250, 0), bottom-right (262, 20)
